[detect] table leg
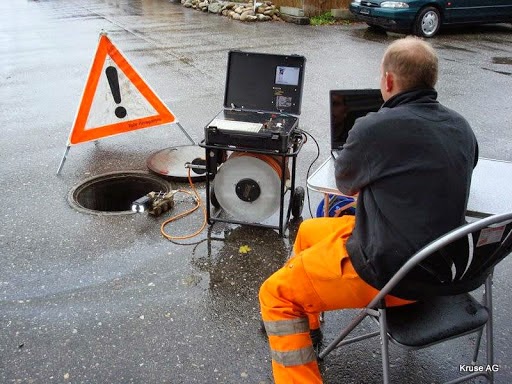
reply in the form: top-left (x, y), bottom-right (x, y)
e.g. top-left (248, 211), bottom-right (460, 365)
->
top-left (323, 194), bottom-right (330, 217)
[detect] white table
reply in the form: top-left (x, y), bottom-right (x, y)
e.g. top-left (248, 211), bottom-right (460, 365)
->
top-left (307, 157), bottom-right (512, 218)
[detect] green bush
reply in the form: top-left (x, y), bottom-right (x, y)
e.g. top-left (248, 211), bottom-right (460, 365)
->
top-left (310, 11), bottom-right (336, 26)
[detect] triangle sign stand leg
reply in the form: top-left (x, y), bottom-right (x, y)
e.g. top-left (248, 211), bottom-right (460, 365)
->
top-left (56, 146), bottom-right (71, 175)
top-left (175, 121), bottom-right (196, 145)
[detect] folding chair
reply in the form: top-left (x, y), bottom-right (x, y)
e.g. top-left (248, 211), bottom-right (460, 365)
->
top-left (318, 212), bottom-right (512, 384)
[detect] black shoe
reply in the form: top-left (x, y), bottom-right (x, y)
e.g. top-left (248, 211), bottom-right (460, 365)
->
top-left (260, 320), bottom-right (267, 335)
top-left (310, 328), bottom-right (323, 347)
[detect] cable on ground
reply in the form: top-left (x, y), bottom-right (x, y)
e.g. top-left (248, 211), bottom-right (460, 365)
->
top-left (160, 168), bottom-right (207, 241)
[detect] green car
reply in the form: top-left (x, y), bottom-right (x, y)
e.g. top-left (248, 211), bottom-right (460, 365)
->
top-left (349, 0), bottom-right (512, 37)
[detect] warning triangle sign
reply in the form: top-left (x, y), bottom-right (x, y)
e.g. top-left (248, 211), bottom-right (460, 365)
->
top-left (68, 34), bottom-right (176, 145)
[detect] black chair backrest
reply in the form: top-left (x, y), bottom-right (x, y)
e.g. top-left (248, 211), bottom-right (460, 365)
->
top-left (390, 216), bottom-right (512, 300)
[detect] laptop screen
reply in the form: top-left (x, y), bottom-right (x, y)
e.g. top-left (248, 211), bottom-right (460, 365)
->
top-left (330, 89), bottom-right (384, 152)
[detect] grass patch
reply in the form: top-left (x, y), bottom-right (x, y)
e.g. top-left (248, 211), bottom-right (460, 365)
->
top-left (310, 11), bottom-right (336, 26)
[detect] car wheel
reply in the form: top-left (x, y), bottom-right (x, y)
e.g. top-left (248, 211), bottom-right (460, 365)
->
top-left (414, 6), bottom-right (441, 38)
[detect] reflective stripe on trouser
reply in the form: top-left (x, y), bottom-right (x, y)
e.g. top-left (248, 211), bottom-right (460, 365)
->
top-left (259, 216), bottom-right (413, 384)
top-left (262, 316), bottom-right (321, 384)
top-left (263, 317), bottom-right (316, 366)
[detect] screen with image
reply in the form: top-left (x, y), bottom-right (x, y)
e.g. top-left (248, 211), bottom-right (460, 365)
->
top-left (330, 89), bottom-right (384, 151)
top-left (224, 51), bottom-right (305, 114)
top-left (275, 66), bottom-right (300, 86)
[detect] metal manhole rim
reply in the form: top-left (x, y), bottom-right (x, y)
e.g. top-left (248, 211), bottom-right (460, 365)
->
top-left (68, 170), bottom-right (171, 216)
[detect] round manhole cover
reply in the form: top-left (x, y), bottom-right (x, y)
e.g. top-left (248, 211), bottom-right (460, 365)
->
top-left (68, 171), bottom-right (171, 215)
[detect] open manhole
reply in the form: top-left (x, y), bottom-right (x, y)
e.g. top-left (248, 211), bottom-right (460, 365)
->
top-left (68, 171), bottom-right (170, 215)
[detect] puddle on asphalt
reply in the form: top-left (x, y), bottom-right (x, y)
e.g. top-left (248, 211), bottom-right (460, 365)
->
top-left (188, 224), bottom-right (294, 323)
top-left (191, 225), bottom-right (294, 292)
top-left (492, 57), bottom-right (512, 65)
top-left (351, 27), bottom-right (396, 43)
top-left (436, 44), bottom-right (475, 53)
top-left (481, 67), bottom-right (512, 76)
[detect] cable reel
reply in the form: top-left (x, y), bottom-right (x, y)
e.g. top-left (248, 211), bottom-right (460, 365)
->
top-left (212, 152), bottom-right (301, 222)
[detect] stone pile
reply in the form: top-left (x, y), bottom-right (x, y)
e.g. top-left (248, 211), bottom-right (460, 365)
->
top-left (181, 0), bottom-right (282, 22)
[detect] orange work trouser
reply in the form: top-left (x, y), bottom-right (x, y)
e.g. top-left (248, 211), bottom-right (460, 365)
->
top-left (259, 216), bottom-right (412, 384)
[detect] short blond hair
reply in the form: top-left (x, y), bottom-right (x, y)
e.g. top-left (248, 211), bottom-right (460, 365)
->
top-left (382, 36), bottom-right (438, 90)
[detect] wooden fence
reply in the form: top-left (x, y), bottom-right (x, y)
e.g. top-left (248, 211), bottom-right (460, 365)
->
top-left (275, 0), bottom-right (351, 17)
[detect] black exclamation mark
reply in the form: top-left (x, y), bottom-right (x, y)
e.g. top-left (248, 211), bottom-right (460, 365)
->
top-left (105, 66), bottom-right (127, 119)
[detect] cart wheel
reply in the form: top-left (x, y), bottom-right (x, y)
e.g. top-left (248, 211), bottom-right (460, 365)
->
top-left (210, 184), bottom-right (220, 209)
top-left (291, 186), bottom-right (305, 218)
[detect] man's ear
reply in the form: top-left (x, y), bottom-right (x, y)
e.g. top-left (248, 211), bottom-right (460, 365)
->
top-left (385, 71), bottom-right (394, 93)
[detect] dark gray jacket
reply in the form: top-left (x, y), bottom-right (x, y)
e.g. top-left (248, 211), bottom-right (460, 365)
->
top-left (335, 88), bottom-right (478, 299)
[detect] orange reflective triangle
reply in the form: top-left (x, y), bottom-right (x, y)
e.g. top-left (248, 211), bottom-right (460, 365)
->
top-left (68, 34), bottom-right (176, 145)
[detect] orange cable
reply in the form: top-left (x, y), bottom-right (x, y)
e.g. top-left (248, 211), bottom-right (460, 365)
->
top-left (160, 168), bottom-right (207, 241)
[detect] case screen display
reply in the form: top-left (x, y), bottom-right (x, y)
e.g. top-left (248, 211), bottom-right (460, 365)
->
top-left (224, 51), bottom-right (305, 114)
top-left (275, 66), bottom-right (300, 86)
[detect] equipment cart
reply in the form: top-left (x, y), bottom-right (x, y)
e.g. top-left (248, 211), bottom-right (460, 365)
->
top-left (200, 51), bottom-right (307, 236)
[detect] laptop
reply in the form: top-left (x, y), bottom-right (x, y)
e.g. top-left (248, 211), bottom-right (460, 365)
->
top-left (330, 89), bottom-right (384, 159)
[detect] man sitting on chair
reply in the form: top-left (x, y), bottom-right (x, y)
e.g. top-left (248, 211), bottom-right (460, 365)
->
top-left (259, 36), bottom-right (479, 384)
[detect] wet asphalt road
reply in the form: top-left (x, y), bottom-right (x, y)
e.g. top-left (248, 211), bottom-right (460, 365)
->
top-left (1, 0), bottom-right (512, 383)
